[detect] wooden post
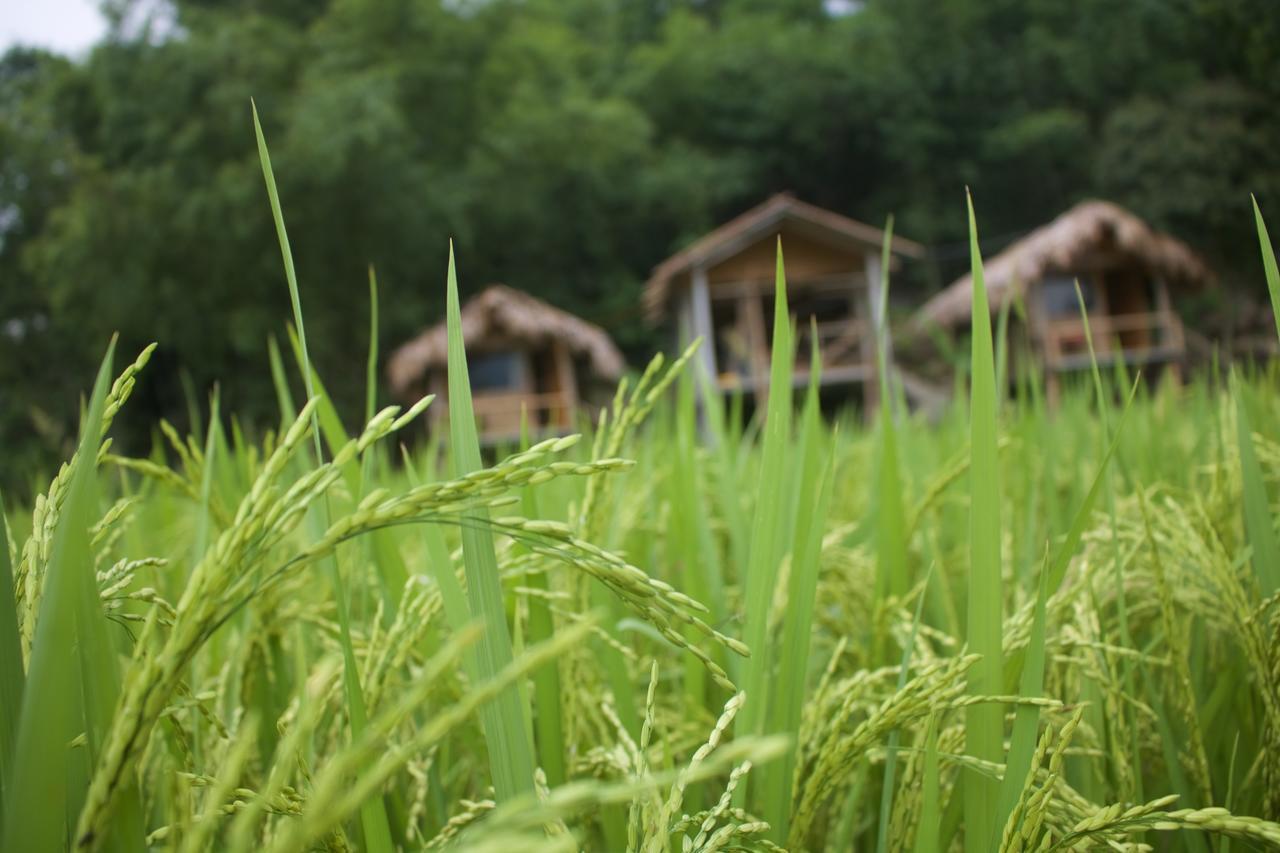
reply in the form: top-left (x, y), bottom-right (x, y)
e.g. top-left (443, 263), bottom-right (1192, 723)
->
top-left (1090, 272), bottom-right (1114, 358)
top-left (740, 285), bottom-right (769, 392)
top-left (690, 267), bottom-right (718, 390)
top-left (863, 253), bottom-right (885, 417)
top-left (552, 339), bottom-right (578, 429)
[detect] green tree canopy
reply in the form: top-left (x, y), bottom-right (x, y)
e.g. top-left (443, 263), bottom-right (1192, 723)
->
top-left (2, 0), bottom-right (1279, 492)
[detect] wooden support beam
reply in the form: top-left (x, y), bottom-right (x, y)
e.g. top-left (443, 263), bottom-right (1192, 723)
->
top-left (740, 290), bottom-right (769, 390)
top-left (690, 267), bottom-right (718, 388)
top-left (552, 339), bottom-right (578, 429)
top-left (865, 252), bottom-right (885, 414)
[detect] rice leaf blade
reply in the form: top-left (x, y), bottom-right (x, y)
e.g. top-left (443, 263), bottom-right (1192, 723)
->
top-left (253, 102), bottom-right (394, 853)
top-left (913, 716), bottom-right (941, 853)
top-left (444, 243), bottom-right (536, 801)
top-left (0, 490), bottom-right (20, 824)
top-left (1252, 195), bottom-right (1280, 343)
top-left (1234, 374), bottom-right (1279, 597)
top-left (4, 342), bottom-right (137, 851)
top-left (737, 239), bottom-right (794, 809)
top-left (963, 191), bottom-right (1003, 853)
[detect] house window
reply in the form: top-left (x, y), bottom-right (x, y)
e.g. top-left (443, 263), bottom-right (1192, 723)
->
top-left (469, 351), bottom-right (525, 392)
top-left (1040, 275), bottom-right (1095, 319)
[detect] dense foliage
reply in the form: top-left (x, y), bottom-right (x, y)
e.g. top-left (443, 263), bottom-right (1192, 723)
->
top-left (4, 0), bottom-right (1280, 490)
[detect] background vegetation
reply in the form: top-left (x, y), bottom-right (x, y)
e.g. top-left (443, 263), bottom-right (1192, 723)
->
top-left (4, 0), bottom-right (1280, 490)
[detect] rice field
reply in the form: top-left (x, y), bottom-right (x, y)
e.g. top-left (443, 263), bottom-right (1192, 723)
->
top-left (3, 129), bottom-right (1280, 852)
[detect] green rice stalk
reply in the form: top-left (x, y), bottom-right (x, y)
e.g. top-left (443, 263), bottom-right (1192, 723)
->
top-left (6, 341), bottom-right (143, 851)
top-left (443, 242), bottom-right (537, 802)
top-left (964, 190), bottom-right (1004, 853)
top-left (252, 102), bottom-right (394, 853)
top-left (737, 240), bottom-right (794, 808)
top-left (764, 339), bottom-right (834, 840)
top-left (997, 556), bottom-right (1050, 833)
top-left (516, 417), bottom-right (567, 789)
top-left (876, 573), bottom-right (931, 853)
top-left (0, 487), bottom-right (21, 826)
top-left (267, 335), bottom-right (298, 424)
top-left (1234, 374), bottom-right (1279, 597)
top-left (1137, 487), bottom-right (1214, 805)
top-left (912, 715), bottom-right (941, 853)
top-left (1074, 279), bottom-right (1142, 802)
top-left (1252, 195), bottom-right (1280, 342)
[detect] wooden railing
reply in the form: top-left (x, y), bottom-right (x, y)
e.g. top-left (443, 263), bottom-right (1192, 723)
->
top-left (797, 318), bottom-right (872, 368)
top-left (434, 391), bottom-right (577, 444)
top-left (717, 316), bottom-right (875, 390)
top-left (1042, 310), bottom-right (1186, 370)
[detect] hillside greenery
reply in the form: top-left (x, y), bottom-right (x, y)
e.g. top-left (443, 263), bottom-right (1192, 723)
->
top-left (4, 0), bottom-right (1280, 490)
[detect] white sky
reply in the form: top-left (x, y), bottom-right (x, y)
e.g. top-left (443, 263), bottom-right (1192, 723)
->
top-left (2, 0), bottom-right (107, 56)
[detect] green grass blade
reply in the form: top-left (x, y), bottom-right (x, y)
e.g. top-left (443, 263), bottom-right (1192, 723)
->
top-left (400, 447), bottom-right (473, 637)
top-left (516, 425), bottom-right (566, 788)
top-left (766, 366), bottom-right (834, 839)
top-left (1047, 377), bottom-right (1138, 592)
top-left (963, 190), bottom-right (1003, 853)
top-left (267, 335), bottom-right (298, 424)
top-left (1252, 195), bottom-right (1280, 343)
top-left (1234, 373), bottom-right (1279, 597)
top-left (285, 325), bottom-right (361, 491)
top-left (359, 269), bottom-right (407, 615)
top-left (737, 239), bottom-right (794, 808)
top-left (996, 557), bottom-right (1049, 829)
top-left (443, 242), bottom-right (536, 801)
top-left (4, 341), bottom-right (140, 851)
top-left (876, 573), bottom-right (931, 853)
top-left (0, 490), bottom-right (21, 828)
top-left (194, 386), bottom-right (221, 563)
top-left (913, 715), bottom-right (941, 853)
top-left (1074, 280), bottom-right (1143, 800)
top-left (252, 102), bottom-right (393, 853)
top-left (366, 265), bottom-right (379, 425)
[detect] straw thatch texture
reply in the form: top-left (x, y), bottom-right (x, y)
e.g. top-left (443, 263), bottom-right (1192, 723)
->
top-left (643, 193), bottom-right (924, 322)
top-left (387, 285), bottom-right (626, 395)
top-left (915, 200), bottom-right (1215, 330)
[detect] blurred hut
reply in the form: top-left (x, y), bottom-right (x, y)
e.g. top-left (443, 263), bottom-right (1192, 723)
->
top-left (643, 193), bottom-right (930, 411)
top-left (388, 285), bottom-right (625, 444)
top-left (914, 200), bottom-right (1214, 402)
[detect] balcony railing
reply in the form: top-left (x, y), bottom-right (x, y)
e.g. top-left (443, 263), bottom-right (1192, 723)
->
top-left (1042, 310), bottom-right (1186, 370)
top-left (717, 315), bottom-right (875, 390)
top-left (433, 390), bottom-right (577, 444)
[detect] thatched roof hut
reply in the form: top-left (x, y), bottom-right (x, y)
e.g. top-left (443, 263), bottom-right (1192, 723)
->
top-left (641, 193), bottom-right (932, 413)
top-left (915, 200), bottom-right (1214, 330)
top-left (387, 285), bottom-right (625, 396)
top-left (387, 285), bottom-right (625, 443)
top-left (912, 200), bottom-right (1216, 404)
top-left (643, 193), bottom-right (923, 323)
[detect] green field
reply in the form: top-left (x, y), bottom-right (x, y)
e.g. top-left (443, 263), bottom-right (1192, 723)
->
top-left (4, 150), bottom-right (1280, 851)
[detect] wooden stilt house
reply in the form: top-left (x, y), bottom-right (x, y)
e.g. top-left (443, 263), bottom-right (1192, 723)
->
top-left (387, 285), bottom-right (626, 444)
top-left (643, 193), bottom-right (924, 408)
top-left (913, 200), bottom-right (1214, 402)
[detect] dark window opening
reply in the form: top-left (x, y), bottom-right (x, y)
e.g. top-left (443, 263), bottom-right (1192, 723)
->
top-left (470, 351), bottom-right (524, 392)
top-left (1041, 275), bottom-right (1094, 319)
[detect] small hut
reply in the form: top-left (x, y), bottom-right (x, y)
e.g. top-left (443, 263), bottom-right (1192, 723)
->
top-left (914, 200), bottom-right (1214, 400)
top-left (387, 285), bottom-right (626, 444)
top-left (643, 193), bottom-right (924, 408)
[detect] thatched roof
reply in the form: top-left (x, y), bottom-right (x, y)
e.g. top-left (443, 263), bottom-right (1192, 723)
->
top-left (387, 285), bottom-right (626, 395)
top-left (643, 193), bottom-right (924, 321)
top-left (915, 200), bottom-right (1215, 330)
